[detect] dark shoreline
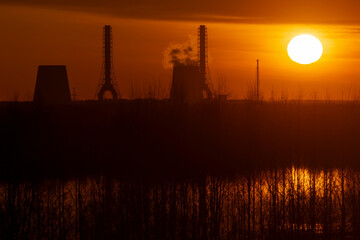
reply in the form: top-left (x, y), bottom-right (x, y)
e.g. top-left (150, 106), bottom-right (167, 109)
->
top-left (1, 100), bottom-right (360, 181)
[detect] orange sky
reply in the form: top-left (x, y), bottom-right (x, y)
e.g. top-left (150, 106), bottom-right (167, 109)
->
top-left (1, 3), bottom-right (360, 100)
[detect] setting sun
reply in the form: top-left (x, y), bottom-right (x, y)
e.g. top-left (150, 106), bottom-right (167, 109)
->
top-left (287, 34), bottom-right (323, 65)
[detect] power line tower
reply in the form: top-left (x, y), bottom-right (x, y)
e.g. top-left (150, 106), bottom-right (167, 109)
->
top-left (96, 25), bottom-right (120, 101)
top-left (198, 25), bottom-right (213, 99)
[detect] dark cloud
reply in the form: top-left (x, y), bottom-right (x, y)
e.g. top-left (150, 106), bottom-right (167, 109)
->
top-left (2, 0), bottom-right (360, 24)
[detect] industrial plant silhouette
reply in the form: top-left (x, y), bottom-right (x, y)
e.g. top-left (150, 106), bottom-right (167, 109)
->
top-left (1, 24), bottom-right (360, 240)
top-left (33, 65), bottom-right (71, 105)
top-left (170, 25), bottom-right (213, 103)
top-left (96, 25), bottom-right (120, 101)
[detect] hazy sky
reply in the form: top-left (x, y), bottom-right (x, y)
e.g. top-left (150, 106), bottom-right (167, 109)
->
top-left (5, 0), bottom-right (360, 24)
top-left (1, 1), bottom-right (360, 100)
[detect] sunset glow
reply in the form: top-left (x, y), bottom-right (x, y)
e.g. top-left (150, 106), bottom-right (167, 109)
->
top-left (2, 0), bottom-right (360, 238)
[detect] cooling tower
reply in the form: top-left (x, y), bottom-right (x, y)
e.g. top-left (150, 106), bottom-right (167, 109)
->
top-left (170, 65), bottom-right (202, 103)
top-left (33, 65), bottom-right (71, 104)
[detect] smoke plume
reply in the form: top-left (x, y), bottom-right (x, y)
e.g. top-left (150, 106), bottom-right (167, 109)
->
top-left (162, 35), bottom-right (198, 69)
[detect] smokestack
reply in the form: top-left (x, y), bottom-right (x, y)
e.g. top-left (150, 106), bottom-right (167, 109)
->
top-left (198, 25), bottom-right (212, 99)
top-left (33, 65), bottom-right (71, 105)
top-left (198, 25), bottom-right (207, 90)
top-left (97, 25), bottom-right (120, 101)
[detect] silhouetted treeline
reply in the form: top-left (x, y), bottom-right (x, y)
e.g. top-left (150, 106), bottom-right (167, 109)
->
top-left (1, 168), bottom-right (360, 239)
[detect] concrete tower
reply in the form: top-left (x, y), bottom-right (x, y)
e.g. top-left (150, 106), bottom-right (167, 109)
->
top-left (97, 25), bottom-right (120, 101)
top-left (170, 65), bottom-right (202, 103)
top-left (33, 65), bottom-right (71, 104)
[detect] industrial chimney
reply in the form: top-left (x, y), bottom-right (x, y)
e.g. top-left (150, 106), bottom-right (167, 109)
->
top-left (33, 65), bottom-right (71, 105)
top-left (170, 25), bottom-right (213, 103)
top-left (198, 25), bottom-right (212, 99)
top-left (96, 25), bottom-right (120, 101)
